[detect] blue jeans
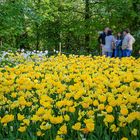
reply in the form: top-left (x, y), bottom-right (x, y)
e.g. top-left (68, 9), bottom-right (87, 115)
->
top-left (114, 48), bottom-right (122, 58)
top-left (122, 49), bottom-right (132, 57)
top-left (105, 52), bottom-right (113, 58)
top-left (114, 48), bottom-right (119, 57)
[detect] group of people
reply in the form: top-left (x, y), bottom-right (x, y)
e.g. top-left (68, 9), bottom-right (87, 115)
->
top-left (98, 27), bottom-right (135, 58)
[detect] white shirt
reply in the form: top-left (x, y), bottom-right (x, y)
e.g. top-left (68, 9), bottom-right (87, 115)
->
top-left (122, 33), bottom-right (135, 50)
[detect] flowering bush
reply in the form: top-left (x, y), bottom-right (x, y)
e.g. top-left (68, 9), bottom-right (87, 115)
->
top-left (0, 54), bottom-right (140, 140)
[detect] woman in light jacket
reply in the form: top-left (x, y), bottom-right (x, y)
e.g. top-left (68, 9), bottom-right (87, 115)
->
top-left (103, 30), bottom-right (116, 57)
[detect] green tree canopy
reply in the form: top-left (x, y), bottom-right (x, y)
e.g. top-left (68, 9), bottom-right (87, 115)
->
top-left (0, 0), bottom-right (140, 55)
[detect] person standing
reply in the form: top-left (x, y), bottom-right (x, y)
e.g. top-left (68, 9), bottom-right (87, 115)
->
top-left (98, 27), bottom-right (109, 55)
top-left (122, 29), bottom-right (135, 57)
top-left (114, 32), bottom-right (123, 58)
top-left (104, 30), bottom-right (116, 57)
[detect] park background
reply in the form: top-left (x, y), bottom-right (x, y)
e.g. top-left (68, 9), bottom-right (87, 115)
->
top-left (0, 1), bottom-right (140, 140)
top-left (0, 0), bottom-right (140, 56)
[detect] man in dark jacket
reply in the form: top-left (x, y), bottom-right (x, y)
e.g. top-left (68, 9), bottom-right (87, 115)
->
top-left (98, 27), bottom-right (109, 55)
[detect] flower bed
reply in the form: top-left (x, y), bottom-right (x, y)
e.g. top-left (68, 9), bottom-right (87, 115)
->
top-left (0, 54), bottom-right (140, 140)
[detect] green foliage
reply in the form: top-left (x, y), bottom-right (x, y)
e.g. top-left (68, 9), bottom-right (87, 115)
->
top-left (0, 0), bottom-right (140, 55)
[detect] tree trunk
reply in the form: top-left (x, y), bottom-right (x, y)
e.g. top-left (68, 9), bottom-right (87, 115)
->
top-left (58, 0), bottom-right (62, 53)
top-left (131, 0), bottom-right (140, 30)
top-left (35, 0), bottom-right (41, 51)
top-left (85, 0), bottom-right (90, 53)
top-left (0, 37), bottom-right (2, 48)
top-left (36, 24), bottom-right (39, 51)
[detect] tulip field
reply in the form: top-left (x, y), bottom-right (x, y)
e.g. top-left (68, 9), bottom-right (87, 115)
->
top-left (0, 52), bottom-right (140, 140)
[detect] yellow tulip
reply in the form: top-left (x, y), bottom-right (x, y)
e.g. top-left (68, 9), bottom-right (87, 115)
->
top-left (17, 113), bottom-right (25, 121)
top-left (58, 124), bottom-right (67, 135)
top-left (72, 122), bottom-right (81, 131)
top-left (18, 126), bottom-right (26, 133)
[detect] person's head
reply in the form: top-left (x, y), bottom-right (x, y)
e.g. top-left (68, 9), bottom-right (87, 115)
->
top-left (117, 32), bottom-right (122, 39)
top-left (117, 32), bottom-right (121, 37)
top-left (107, 30), bottom-right (112, 36)
top-left (123, 29), bottom-right (130, 36)
top-left (104, 27), bottom-right (110, 34)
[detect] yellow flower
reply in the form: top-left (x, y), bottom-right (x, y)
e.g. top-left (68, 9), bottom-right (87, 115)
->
top-left (18, 96), bottom-right (27, 106)
top-left (36, 131), bottom-right (42, 136)
top-left (69, 107), bottom-right (75, 113)
top-left (23, 119), bottom-right (30, 126)
top-left (66, 100), bottom-right (73, 107)
top-left (18, 126), bottom-right (26, 132)
top-left (1, 114), bottom-right (14, 124)
top-left (42, 110), bottom-right (51, 121)
top-left (131, 128), bottom-right (137, 136)
top-left (86, 122), bottom-right (94, 132)
top-left (121, 137), bottom-right (128, 140)
top-left (98, 104), bottom-right (105, 110)
top-left (84, 119), bottom-right (95, 132)
top-left (106, 106), bottom-right (113, 113)
top-left (93, 100), bottom-right (99, 106)
top-left (119, 116), bottom-right (126, 123)
top-left (10, 101), bottom-right (19, 109)
top-left (104, 114), bottom-right (114, 123)
top-left (36, 130), bottom-right (44, 136)
top-left (109, 99), bottom-right (117, 107)
top-left (58, 124), bottom-right (67, 135)
top-left (17, 113), bottom-right (25, 121)
top-left (1, 54), bottom-right (140, 139)
top-left (74, 91), bottom-right (83, 100)
top-left (11, 92), bottom-right (17, 98)
top-left (56, 101), bottom-right (64, 108)
top-left (56, 135), bottom-right (63, 140)
top-left (50, 116), bottom-right (63, 124)
top-left (72, 122), bottom-right (81, 130)
top-left (40, 122), bottom-right (51, 130)
top-left (110, 124), bottom-right (119, 132)
top-left (64, 114), bottom-right (70, 122)
top-left (36, 107), bottom-right (45, 116)
top-left (98, 95), bottom-right (106, 102)
top-left (26, 102), bottom-right (32, 107)
top-left (31, 115), bottom-right (40, 122)
top-left (120, 107), bottom-right (128, 116)
top-left (87, 110), bottom-right (94, 116)
top-left (82, 102), bottom-right (89, 108)
top-left (126, 112), bottom-right (140, 123)
top-left (41, 101), bottom-right (51, 108)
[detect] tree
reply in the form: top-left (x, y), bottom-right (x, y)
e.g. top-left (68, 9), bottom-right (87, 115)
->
top-left (0, 0), bottom-right (140, 55)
